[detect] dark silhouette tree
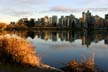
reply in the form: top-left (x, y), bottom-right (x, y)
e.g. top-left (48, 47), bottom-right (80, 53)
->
top-left (29, 18), bottom-right (35, 27)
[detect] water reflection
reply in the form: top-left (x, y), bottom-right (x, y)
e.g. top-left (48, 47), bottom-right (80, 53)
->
top-left (0, 30), bottom-right (108, 47)
top-left (0, 30), bottom-right (108, 71)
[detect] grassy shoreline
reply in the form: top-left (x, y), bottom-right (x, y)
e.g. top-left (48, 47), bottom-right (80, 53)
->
top-left (0, 35), bottom-right (104, 72)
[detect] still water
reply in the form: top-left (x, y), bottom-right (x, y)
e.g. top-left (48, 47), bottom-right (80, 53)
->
top-left (2, 30), bottom-right (108, 71)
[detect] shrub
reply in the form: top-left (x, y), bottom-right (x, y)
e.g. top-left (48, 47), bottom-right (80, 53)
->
top-left (0, 35), bottom-right (41, 67)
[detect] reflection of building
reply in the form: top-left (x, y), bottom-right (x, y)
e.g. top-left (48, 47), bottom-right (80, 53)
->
top-left (82, 36), bottom-right (86, 45)
top-left (44, 32), bottom-right (51, 40)
top-left (105, 34), bottom-right (108, 45)
top-left (37, 31), bottom-right (45, 39)
top-left (1, 29), bottom-right (107, 48)
top-left (51, 32), bottom-right (57, 41)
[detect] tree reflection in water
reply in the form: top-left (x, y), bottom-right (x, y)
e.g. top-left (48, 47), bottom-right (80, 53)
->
top-left (0, 30), bottom-right (107, 72)
top-left (0, 30), bottom-right (107, 47)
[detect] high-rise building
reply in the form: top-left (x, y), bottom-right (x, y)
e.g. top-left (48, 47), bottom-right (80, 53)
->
top-left (81, 10), bottom-right (97, 29)
top-left (37, 18), bottom-right (41, 24)
top-left (65, 16), bottom-right (70, 27)
top-left (69, 14), bottom-right (76, 27)
top-left (59, 16), bottom-right (64, 27)
top-left (40, 18), bottom-right (45, 25)
top-left (105, 14), bottom-right (108, 26)
top-left (82, 12), bottom-right (86, 22)
top-left (94, 15), bottom-right (100, 25)
top-left (81, 10), bottom-right (93, 29)
top-left (105, 14), bottom-right (108, 19)
top-left (44, 16), bottom-right (50, 26)
top-left (86, 10), bottom-right (92, 23)
top-left (49, 17), bottom-right (52, 24)
top-left (52, 16), bottom-right (57, 26)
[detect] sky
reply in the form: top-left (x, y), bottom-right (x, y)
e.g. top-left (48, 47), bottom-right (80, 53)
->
top-left (0, 0), bottom-right (108, 23)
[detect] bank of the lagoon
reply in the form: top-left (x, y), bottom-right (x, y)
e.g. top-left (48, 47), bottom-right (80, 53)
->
top-left (0, 35), bottom-right (62, 72)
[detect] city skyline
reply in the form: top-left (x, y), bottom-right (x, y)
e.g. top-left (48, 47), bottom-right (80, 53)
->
top-left (0, 0), bottom-right (108, 23)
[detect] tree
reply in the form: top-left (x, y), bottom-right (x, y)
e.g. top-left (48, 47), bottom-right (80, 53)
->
top-left (28, 18), bottom-right (35, 27)
top-left (0, 23), bottom-right (7, 30)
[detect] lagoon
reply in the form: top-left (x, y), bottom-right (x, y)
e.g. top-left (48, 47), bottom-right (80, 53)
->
top-left (1, 30), bottom-right (108, 71)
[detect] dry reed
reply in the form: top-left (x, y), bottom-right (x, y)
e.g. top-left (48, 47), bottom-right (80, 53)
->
top-left (0, 35), bottom-right (41, 67)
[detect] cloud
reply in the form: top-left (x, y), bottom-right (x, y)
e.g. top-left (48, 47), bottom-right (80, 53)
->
top-left (0, 8), bottom-right (34, 17)
top-left (50, 6), bottom-right (81, 13)
top-left (0, 0), bottom-right (49, 17)
top-left (17, 0), bottom-right (48, 5)
top-left (0, 0), bottom-right (48, 5)
top-left (49, 6), bottom-right (108, 13)
top-left (9, 11), bottom-right (33, 17)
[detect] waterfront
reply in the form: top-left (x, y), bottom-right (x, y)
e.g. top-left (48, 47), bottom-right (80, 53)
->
top-left (0, 30), bottom-right (108, 71)
top-left (0, 0), bottom-right (108, 71)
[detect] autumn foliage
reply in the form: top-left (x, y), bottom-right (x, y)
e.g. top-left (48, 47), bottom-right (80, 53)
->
top-left (0, 35), bottom-right (41, 67)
